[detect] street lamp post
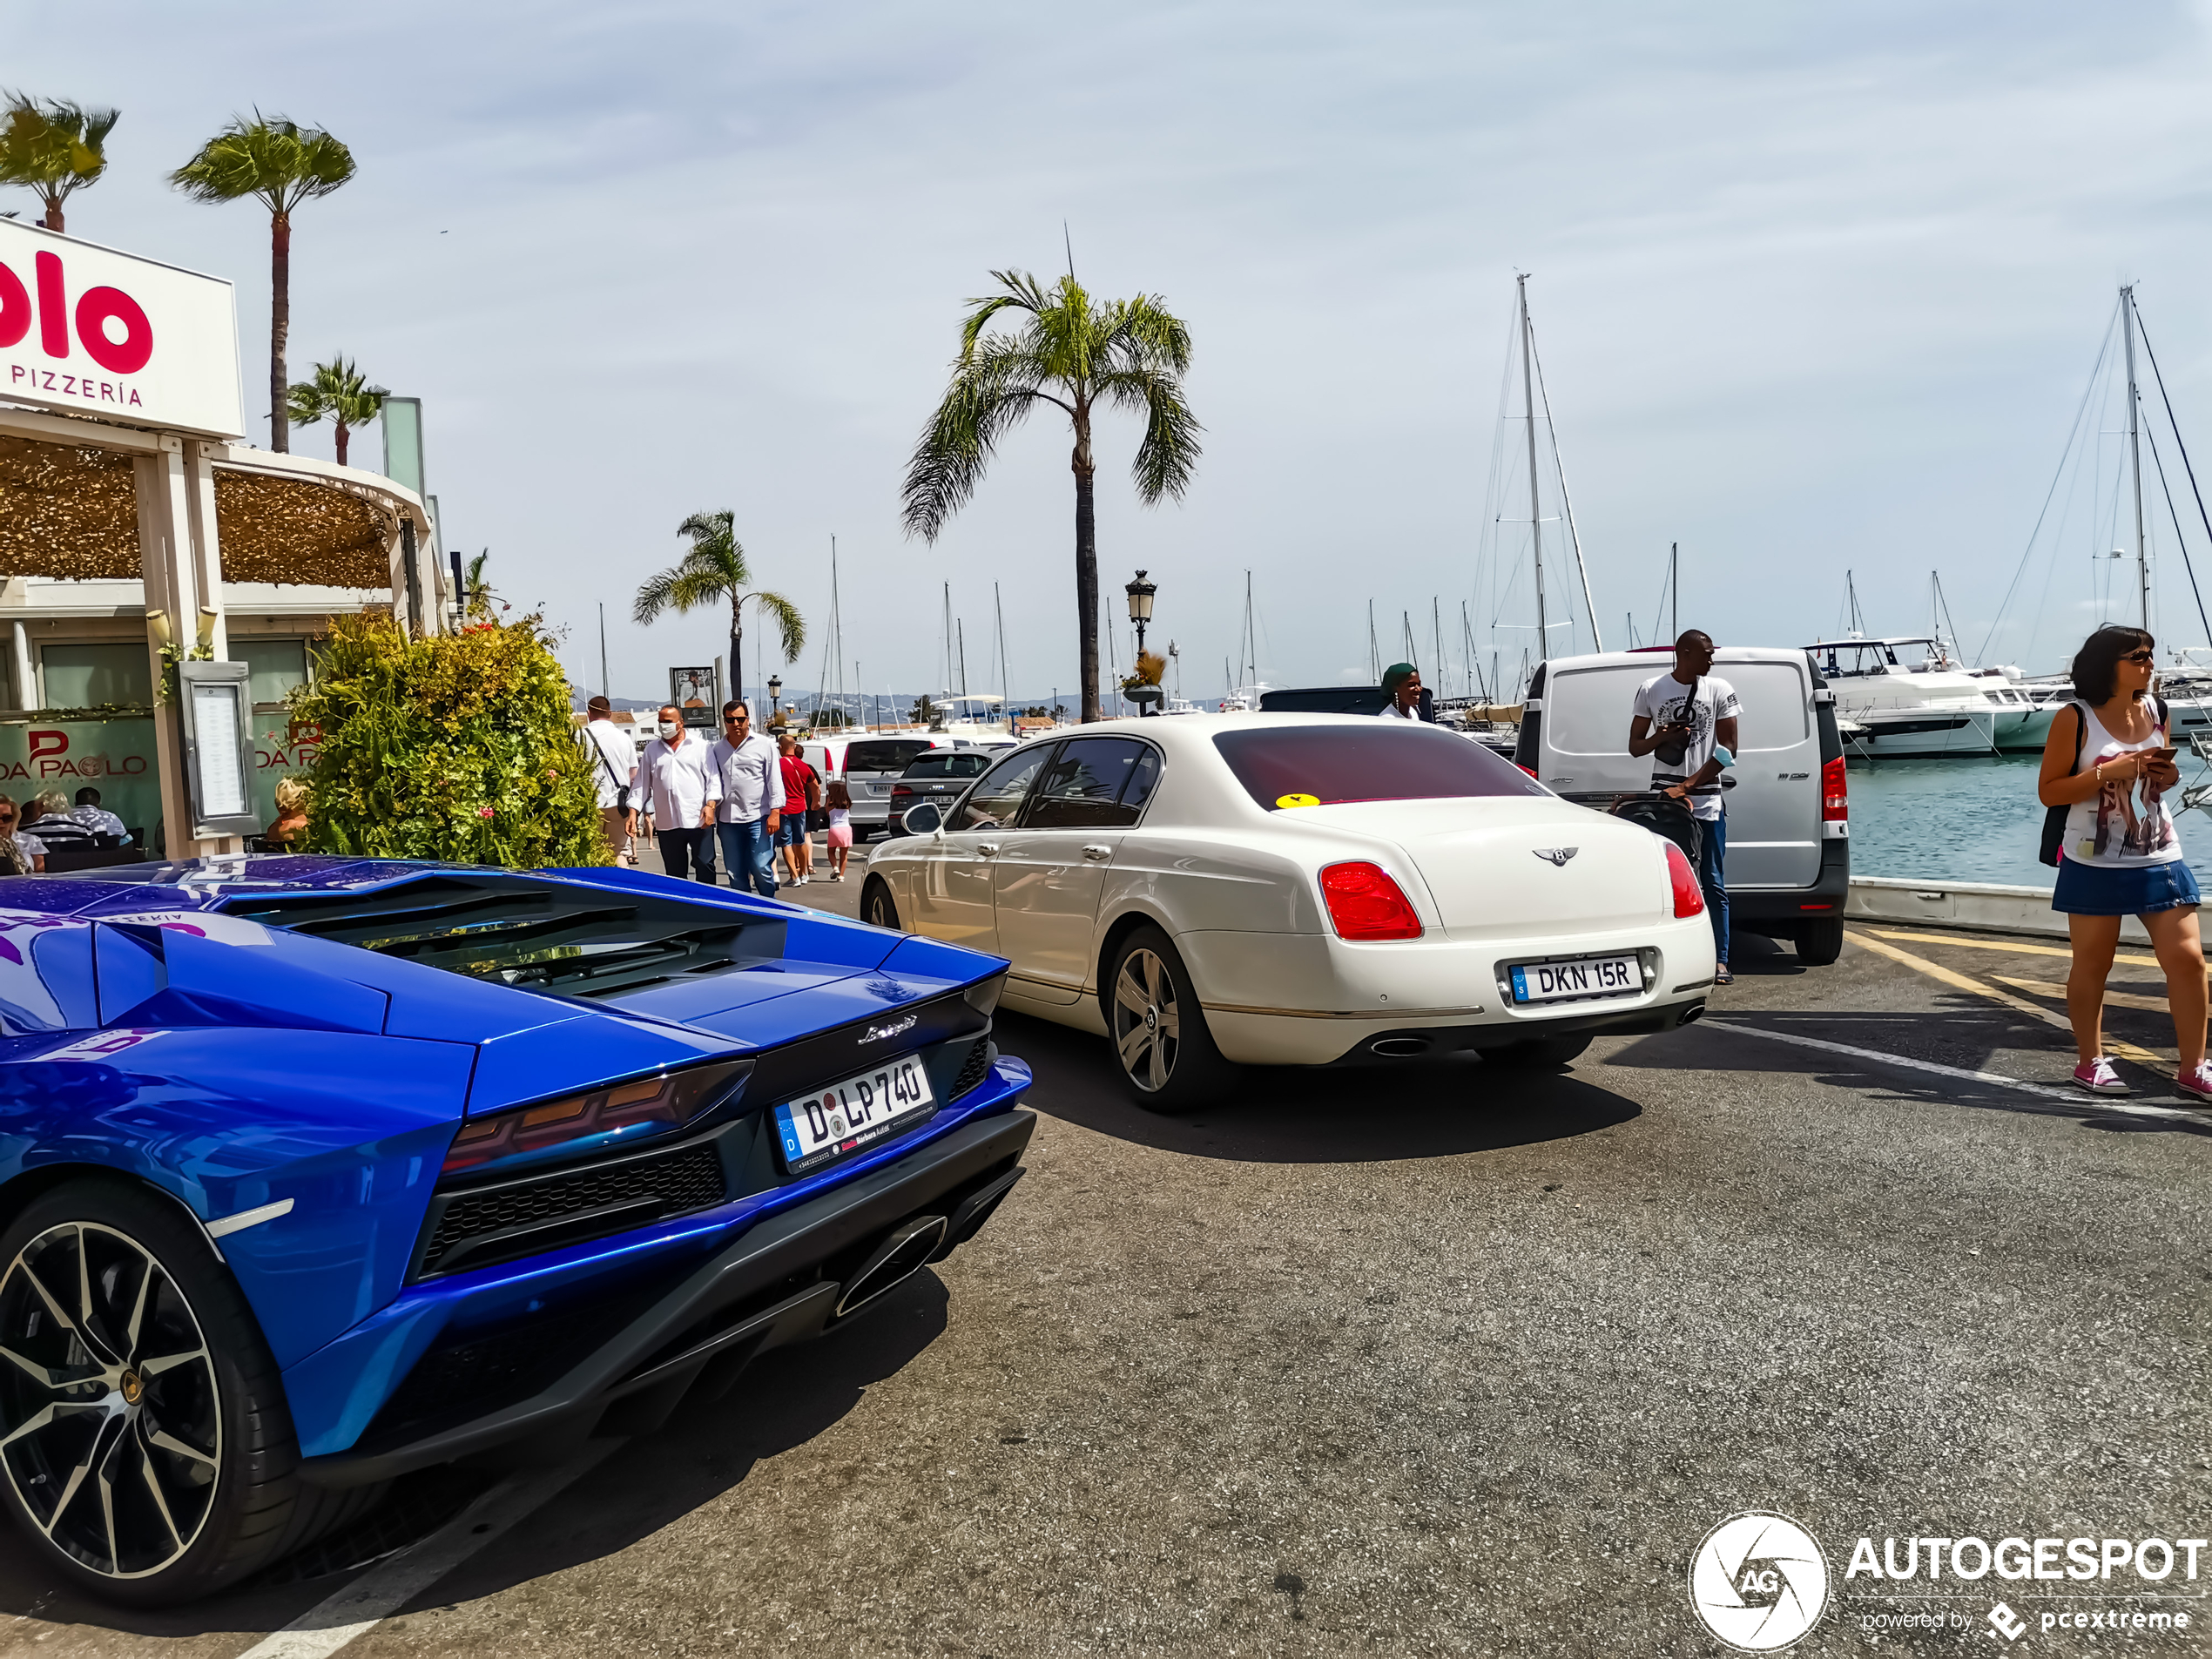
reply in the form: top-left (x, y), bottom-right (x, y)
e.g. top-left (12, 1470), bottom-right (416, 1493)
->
top-left (1125, 570), bottom-right (1157, 717)
top-left (767, 674), bottom-right (782, 729)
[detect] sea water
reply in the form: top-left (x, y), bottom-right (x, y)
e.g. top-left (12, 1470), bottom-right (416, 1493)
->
top-left (1847, 753), bottom-right (2212, 887)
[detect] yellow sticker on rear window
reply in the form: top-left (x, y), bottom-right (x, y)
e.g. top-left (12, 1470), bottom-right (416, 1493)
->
top-left (1276, 792), bottom-right (1320, 809)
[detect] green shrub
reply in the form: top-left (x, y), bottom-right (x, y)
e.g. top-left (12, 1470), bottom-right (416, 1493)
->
top-left (291, 611), bottom-right (604, 867)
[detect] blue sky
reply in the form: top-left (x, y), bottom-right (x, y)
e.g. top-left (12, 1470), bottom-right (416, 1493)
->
top-left (12, 1), bottom-right (2212, 704)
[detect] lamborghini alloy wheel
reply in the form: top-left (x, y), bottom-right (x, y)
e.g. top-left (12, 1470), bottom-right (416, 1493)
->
top-left (0, 1180), bottom-right (320, 1605)
top-left (0, 1219), bottom-right (222, 1580)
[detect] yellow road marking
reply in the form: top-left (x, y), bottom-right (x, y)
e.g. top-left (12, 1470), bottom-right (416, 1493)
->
top-left (1990, 974), bottom-right (2172, 1015)
top-left (1865, 928), bottom-right (2171, 968)
top-left (1846, 930), bottom-right (2169, 1067)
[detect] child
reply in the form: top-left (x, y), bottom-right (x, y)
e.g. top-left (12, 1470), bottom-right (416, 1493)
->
top-left (824, 779), bottom-right (854, 881)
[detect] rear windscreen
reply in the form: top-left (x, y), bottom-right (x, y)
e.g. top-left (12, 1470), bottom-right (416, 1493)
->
top-left (846, 740), bottom-right (936, 773)
top-left (905, 754), bottom-right (988, 779)
top-left (1212, 725), bottom-right (1547, 809)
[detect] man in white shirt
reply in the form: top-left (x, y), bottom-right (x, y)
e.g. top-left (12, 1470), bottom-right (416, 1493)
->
top-left (708, 700), bottom-right (784, 897)
top-left (580, 697), bottom-right (639, 866)
top-left (636, 704), bottom-right (719, 882)
top-left (1629, 630), bottom-right (1742, 982)
top-left (66, 787), bottom-right (128, 841)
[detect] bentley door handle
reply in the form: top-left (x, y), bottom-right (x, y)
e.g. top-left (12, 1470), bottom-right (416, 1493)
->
top-left (1082, 845), bottom-right (1112, 860)
top-left (976, 842), bottom-right (1001, 856)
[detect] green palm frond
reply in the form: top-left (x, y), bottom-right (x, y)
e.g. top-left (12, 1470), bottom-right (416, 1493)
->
top-left (754, 591), bottom-right (806, 662)
top-left (902, 266), bottom-right (1202, 541)
top-left (286, 355), bottom-right (386, 429)
top-left (171, 114), bottom-right (354, 214)
top-left (0, 95), bottom-right (120, 225)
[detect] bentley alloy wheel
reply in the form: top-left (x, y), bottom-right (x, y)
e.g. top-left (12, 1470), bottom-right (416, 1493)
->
top-left (1106, 926), bottom-right (1232, 1111)
top-left (1114, 948), bottom-right (1181, 1094)
top-left (0, 1220), bottom-right (222, 1579)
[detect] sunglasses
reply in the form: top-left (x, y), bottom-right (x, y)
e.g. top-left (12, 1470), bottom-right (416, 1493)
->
top-left (724, 714), bottom-right (750, 724)
top-left (2122, 650), bottom-right (2156, 664)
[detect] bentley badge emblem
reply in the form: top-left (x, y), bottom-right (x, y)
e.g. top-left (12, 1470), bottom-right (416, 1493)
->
top-left (1532, 847), bottom-right (1579, 867)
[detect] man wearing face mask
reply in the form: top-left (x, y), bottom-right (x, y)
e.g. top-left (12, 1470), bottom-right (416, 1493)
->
top-left (635, 704), bottom-right (720, 883)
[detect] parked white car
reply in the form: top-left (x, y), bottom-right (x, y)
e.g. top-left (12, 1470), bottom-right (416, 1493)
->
top-left (862, 714), bottom-right (1716, 1107)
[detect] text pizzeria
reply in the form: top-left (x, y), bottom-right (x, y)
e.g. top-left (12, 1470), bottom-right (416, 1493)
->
top-left (9, 365), bottom-right (143, 408)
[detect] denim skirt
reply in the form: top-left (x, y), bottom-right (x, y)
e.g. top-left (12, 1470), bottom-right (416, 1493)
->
top-left (2052, 857), bottom-right (2202, 916)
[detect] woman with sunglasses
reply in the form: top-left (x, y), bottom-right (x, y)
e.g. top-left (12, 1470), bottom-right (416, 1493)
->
top-left (0, 798), bottom-right (44, 874)
top-left (2038, 626), bottom-right (2207, 1099)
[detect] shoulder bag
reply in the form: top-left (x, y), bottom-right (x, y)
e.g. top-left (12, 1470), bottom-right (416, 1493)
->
top-left (587, 727), bottom-right (631, 815)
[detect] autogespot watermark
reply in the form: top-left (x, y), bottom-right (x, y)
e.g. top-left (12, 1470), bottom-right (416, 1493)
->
top-left (1689, 1514), bottom-right (2208, 1650)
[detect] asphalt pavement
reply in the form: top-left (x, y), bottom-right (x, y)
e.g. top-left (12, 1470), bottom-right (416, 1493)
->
top-left (4, 841), bottom-right (2207, 1657)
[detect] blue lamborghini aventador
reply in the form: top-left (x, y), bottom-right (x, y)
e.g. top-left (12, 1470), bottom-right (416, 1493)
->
top-left (0, 857), bottom-right (1034, 1604)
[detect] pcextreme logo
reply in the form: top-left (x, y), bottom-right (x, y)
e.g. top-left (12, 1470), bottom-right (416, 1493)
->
top-left (1688, 1513), bottom-right (1831, 1652)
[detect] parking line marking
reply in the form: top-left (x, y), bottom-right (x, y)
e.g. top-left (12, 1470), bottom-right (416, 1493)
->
top-left (1866, 927), bottom-right (2183, 972)
top-left (1699, 1020), bottom-right (2204, 1122)
top-left (1846, 930), bottom-right (2168, 1068)
top-left (1991, 974), bottom-right (2172, 1014)
top-left (233, 1439), bottom-right (624, 1659)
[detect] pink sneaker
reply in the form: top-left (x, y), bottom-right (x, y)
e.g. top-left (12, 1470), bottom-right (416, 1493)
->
top-left (2071, 1056), bottom-right (2131, 1096)
top-left (2175, 1063), bottom-right (2212, 1105)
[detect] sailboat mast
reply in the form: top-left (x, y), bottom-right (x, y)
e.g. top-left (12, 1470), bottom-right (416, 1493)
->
top-left (1367, 600), bottom-right (1379, 681)
top-left (1670, 543), bottom-right (1679, 639)
top-left (2124, 284), bottom-right (2151, 631)
top-left (942, 583), bottom-right (953, 702)
top-left (995, 582), bottom-right (1009, 730)
top-left (1518, 273), bottom-right (1550, 661)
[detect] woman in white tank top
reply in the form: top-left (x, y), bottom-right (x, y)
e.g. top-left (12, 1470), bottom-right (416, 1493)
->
top-left (2037, 626), bottom-right (2207, 1101)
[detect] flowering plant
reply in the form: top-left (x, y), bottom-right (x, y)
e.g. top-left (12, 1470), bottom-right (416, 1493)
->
top-left (288, 610), bottom-right (604, 866)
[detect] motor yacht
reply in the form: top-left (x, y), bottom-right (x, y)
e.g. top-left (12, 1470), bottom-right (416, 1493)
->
top-left (1805, 636), bottom-right (2052, 757)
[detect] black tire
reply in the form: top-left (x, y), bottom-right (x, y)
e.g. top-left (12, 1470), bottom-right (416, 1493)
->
top-left (1796, 917), bottom-right (1844, 967)
top-left (861, 878), bottom-right (901, 932)
top-left (1487, 1032), bottom-right (1595, 1069)
top-left (0, 1177), bottom-right (328, 1606)
top-left (1105, 926), bottom-right (1234, 1111)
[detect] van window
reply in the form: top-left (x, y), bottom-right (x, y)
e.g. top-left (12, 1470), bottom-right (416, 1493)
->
top-left (1545, 662), bottom-right (1808, 755)
top-left (846, 739), bottom-right (936, 774)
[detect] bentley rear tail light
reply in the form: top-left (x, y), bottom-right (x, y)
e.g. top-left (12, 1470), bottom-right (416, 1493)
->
top-left (1664, 842), bottom-right (1706, 918)
top-left (1821, 754), bottom-right (1848, 821)
top-left (1320, 861), bottom-right (1423, 941)
top-left (442, 1057), bottom-right (752, 1178)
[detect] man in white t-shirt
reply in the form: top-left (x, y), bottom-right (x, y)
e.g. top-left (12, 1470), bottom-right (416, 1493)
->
top-left (707, 700), bottom-right (784, 897)
top-left (636, 705), bottom-right (720, 883)
top-left (1629, 630), bottom-right (1741, 981)
top-left (580, 697), bottom-right (639, 865)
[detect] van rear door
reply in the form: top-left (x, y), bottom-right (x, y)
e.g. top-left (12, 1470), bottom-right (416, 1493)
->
top-left (1538, 653), bottom-right (1821, 890)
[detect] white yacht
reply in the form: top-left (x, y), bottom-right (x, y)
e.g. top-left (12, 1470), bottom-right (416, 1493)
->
top-left (1805, 636), bottom-right (2053, 757)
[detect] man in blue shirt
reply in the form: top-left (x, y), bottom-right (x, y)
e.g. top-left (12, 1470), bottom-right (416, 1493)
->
top-left (708, 701), bottom-right (785, 897)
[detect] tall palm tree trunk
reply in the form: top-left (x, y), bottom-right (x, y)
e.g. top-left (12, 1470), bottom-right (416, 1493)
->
top-left (269, 210), bottom-right (291, 452)
top-left (334, 415), bottom-right (350, 468)
top-left (42, 196), bottom-right (62, 234)
top-left (1074, 428), bottom-right (1099, 722)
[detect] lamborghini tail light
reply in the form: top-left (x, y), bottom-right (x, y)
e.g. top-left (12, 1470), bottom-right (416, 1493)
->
top-left (442, 1058), bottom-right (752, 1179)
top-left (1664, 842), bottom-right (1706, 919)
top-left (1320, 861), bottom-right (1423, 941)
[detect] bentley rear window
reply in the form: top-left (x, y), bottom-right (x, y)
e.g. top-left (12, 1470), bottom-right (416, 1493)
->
top-left (1212, 725), bottom-right (1547, 810)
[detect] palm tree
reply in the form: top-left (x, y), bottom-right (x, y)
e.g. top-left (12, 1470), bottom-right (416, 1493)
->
top-left (903, 269), bottom-right (1199, 723)
top-left (632, 511), bottom-right (805, 709)
top-left (285, 355), bottom-right (386, 467)
top-left (463, 550), bottom-right (497, 619)
top-left (0, 95), bottom-right (119, 233)
top-left (171, 117), bottom-right (355, 454)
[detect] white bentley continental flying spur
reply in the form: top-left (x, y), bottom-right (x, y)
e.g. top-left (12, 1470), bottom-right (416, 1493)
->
top-left (861, 714), bottom-right (1716, 1108)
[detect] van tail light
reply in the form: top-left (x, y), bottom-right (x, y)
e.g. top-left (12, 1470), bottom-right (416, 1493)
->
top-left (1664, 842), bottom-right (1706, 918)
top-left (1821, 755), bottom-right (1848, 821)
top-left (1319, 861), bottom-right (1423, 941)
top-left (1516, 765), bottom-right (1538, 779)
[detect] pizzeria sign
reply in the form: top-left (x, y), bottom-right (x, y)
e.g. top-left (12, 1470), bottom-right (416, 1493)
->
top-left (0, 219), bottom-right (244, 439)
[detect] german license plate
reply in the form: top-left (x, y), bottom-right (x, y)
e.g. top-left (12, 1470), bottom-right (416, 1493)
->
top-left (774, 1056), bottom-right (935, 1174)
top-left (1509, 954), bottom-right (1640, 1004)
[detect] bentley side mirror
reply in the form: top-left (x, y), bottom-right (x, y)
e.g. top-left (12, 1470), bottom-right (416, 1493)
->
top-left (903, 802), bottom-right (944, 836)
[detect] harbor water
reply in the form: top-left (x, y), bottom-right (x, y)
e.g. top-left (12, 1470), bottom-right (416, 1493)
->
top-left (1847, 752), bottom-right (2212, 887)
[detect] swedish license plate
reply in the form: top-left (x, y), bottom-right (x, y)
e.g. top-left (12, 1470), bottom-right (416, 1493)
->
top-left (1509, 954), bottom-right (1640, 1004)
top-left (774, 1056), bottom-right (935, 1174)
